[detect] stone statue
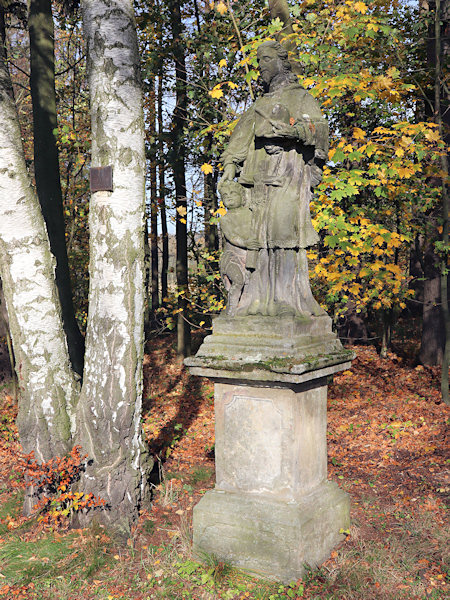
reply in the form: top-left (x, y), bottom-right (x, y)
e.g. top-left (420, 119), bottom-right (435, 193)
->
top-left (218, 40), bottom-right (328, 318)
top-left (186, 43), bottom-right (352, 583)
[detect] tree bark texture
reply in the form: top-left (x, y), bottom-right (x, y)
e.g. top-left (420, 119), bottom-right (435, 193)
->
top-left (148, 77), bottom-right (159, 313)
top-left (417, 0), bottom-right (449, 369)
top-left (158, 72), bottom-right (169, 304)
top-left (169, 0), bottom-right (191, 357)
top-left (28, 0), bottom-right (85, 377)
top-left (0, 37), bottom-right (78, 488)
top-left (419, 270), bottom-right (446, 365)
top-left (434, 0), bottom-right (449, 402)
top-left (77, 0), bottom-right (151, 529)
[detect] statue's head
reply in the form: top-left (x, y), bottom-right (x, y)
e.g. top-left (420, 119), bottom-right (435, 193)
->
top-left (219, 180), bottom-right (244, 210)
top-left (257, 41), bottom-right (293, 87)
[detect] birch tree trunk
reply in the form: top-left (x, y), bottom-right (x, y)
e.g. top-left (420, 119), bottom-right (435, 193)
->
top-left (0, 29), bottom-right (78, 512)
top-left (75, 0), bottom-right (151, 529)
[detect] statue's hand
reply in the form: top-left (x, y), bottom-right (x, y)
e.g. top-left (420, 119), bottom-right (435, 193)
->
top-left (221, 163), bottom-right (236, 181)
top-left (269, 120), bottom-right (298, 139)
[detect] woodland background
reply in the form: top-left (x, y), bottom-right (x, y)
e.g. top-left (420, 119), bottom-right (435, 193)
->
top-left (0, 0), bottom-right (448, 599)
top-left (1, 0), bottom-right (448, 373)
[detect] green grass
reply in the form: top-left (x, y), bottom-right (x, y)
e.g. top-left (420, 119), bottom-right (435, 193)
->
top-left (0, 534), bottom-right (78, 584)
top-left (0, 488), bottom-right (447, 599)
top-left (0, 490), bottom-right (30, 535)
top-left (190, 466), bottom-right (214, 485)
top-left (0, 529), bottom-right (113, 586)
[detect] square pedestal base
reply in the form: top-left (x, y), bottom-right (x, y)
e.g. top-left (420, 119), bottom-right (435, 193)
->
top-left (193, 482), bottom-right (350, 583)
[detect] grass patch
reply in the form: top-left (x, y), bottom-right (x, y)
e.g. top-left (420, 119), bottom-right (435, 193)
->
top-left (0, 490), bottom-right (23, 528)
top-left (0, 493), bottom-right (113, 589)
top-left (190, 466), bottom-right (213, 485)
top-left (0, 533), bottom-right (81, 585)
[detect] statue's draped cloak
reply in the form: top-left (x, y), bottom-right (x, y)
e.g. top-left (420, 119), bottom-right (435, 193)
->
top-left (221, 83), bottom-right (328, 251)
top-left (219, 83), bottom-right (328, 317)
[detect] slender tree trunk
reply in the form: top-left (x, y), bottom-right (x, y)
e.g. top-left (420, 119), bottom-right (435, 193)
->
top-left (196, 48), bottom-right (218, 254)
top-left (0, 29), bottom-right (78, 513)
top-left (169, 0), bottom-right (190, 357)
top-left (380, 310), bottom-right (392, 359)
top-left (434, 0), bottom-right (449, 403)
top-left (143, 220), bottom-right (151, 329)
top-left (28, 0), bottom-right (85, 377)
top-left (0, 5), bottom-right (6, 48)
top-left (204, 165), bottom-right (219, 254)
top-left (0, 278), bottom-right (17, 405)
top-left (418, 0), bottom-right (449, 376)
top-left (148, 78), bottom-right (159, 313)
top-left (158, 71), bottom-right (169, 304)
top-left (76, 0), bottom-right (151, 529)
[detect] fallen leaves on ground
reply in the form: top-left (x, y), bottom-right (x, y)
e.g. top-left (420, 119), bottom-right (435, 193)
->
top-left (0, 334), bottom-right (447, 599)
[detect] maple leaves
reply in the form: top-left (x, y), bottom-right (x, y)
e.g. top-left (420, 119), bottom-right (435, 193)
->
top-left (19, 446), bottom-right (105, 526)
top-left (200, 163), bottom-right (213, 175)
top-left (215, 1), bottom-right (227, 17)
top-left (208, 80), bottom-right (238, 99)
top-left (353, 1), bottom-right (368, 14)
top-left (199, 0), bottom-right (449, 324)
top-left (310, 113), bottom-right (444, 315)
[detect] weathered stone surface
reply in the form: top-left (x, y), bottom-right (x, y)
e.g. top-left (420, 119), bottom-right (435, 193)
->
top-left (186, 39), bottom-right (353, 583)
top-left (186, 314), bottom-right (352, 581)
top-left (193, 482), bottom-right (350, 583)
top-left (217, 40), bottom-right (329, 318)
top-left (185, 314), bottom-right (354, 379)
top-left (214, 381), bottom-right (327, 499)
top-left (189, 374), bottom-right (351, 582)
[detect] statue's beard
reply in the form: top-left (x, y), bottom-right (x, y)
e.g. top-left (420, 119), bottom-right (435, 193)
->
top-left (266, 71), bottom-right (292, 93)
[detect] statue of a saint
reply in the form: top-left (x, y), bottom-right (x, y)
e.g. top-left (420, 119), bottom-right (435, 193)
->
top-left (218, 40), bottom-right (328, 318)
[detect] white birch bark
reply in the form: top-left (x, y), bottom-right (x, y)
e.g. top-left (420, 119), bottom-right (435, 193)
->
top-left (76, 0), bottom-right (151, 528)
top-left (0, 43), bottom-right (78, 499)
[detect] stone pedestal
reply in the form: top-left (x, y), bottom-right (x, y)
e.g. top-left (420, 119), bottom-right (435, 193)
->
top-left (185, 314), bottom-right (352, 582)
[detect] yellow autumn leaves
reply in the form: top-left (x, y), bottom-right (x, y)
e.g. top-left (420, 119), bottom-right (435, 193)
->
top-left (200, 163), bottom-right (213, 175)
top-left (208, 81), bottom-right (238, 99)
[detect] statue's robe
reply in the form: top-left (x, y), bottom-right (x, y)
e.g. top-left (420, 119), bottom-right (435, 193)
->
top-left (220, 82), bottom-right (329, 317)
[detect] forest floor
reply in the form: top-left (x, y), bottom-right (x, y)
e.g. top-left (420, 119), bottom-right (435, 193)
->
top-left (0, 333), bottom-right (448, 600)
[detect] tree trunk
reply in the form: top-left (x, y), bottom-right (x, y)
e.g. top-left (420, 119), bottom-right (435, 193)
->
top-left (418, 236), bottom-right (446, 365)
top-left (169, 0), bottom-right (191, 357)
top-left (419, 262), bottom-right (445, 365)
top-left (76, 0), bottom-right (151, 529)
top-left (204, 131), bottom-right (219, 254)
top-left (204, 168), bottom-right (219, 254)
top-left (434, 0), bottom-right (449, 403)
top-left (0, 277), bottom-right (17, 405)
top-left (416, 0), bottom-right (449, 374)
top-left (417, 0), bottom-right (449, 376)
top-left (149, 87), bottom-right (159, 314)
top-left (28, 0), bottom-right (85, 377)
top-left (380, 310), bottom-right (392, 359)
top-left (0, 31), bottom-right (78, 513)
top-left (158, 71), bottom-right (169, 304)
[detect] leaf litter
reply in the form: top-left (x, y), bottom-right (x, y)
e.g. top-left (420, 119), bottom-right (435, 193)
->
top-left (0, 334), bottom-right (447, 599)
